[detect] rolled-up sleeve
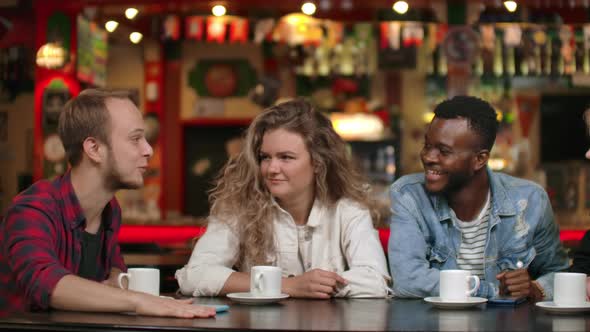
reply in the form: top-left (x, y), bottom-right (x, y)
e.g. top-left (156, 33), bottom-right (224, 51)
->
top-left (335, 206), bottom-right (391, 298)
top-left (175, 218), bottom-right (240, 296)
top-left (3, 205), bottom-right (71, 310)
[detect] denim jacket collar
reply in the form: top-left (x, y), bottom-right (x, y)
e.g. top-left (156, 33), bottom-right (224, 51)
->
top-left (433, 167), bottom-right (517, 224)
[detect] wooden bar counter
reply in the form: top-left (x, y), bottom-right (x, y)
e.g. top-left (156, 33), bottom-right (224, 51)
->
top-left (1, 297), bottom-right (589, 332)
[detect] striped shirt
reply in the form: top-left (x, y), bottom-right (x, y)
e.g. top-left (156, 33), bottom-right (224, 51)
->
top-left (453, 191), bottom-right (491, 279)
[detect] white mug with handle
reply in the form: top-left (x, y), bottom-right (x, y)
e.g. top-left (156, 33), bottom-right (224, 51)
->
top-left (440, 270), bottom-right (480, 302)
top-left (250, 266), bottom-right (282, 297)
top-left (117, 267), bottom-right (160, 296)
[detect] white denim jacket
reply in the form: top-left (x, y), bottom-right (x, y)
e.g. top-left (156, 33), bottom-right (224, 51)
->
top-left (176, 198), bottom-right (391, 298)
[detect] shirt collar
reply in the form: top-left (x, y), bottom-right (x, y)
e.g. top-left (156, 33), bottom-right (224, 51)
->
top-left (272, 197), bottom-right (324, 228)
top-left (486, 167), bottom-right (517, 216)
top-left (432, 167), bottom-right (516, 223)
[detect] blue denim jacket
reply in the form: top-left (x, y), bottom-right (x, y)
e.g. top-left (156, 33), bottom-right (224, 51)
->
top-left (388, 169), bottom-right (569, 299)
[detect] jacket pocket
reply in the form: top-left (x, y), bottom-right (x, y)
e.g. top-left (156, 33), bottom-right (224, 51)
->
top-left (428, 246), bottom-right (450, 269)
top-left (497, 243), bottom-right (536, 271)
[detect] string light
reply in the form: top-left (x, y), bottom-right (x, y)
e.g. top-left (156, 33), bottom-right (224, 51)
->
top-left (212, 5), bottom-right (227, 17)
top-left (129, 32), bottom-right (143, 44)
top-left (36, 43), bottom-right (66, 69)
top-left (301, 2), bottom-right (317, 15)
top-left (125, 7), bottom-right (139, 19)
top-left (392, 1), bottom-right (409, 14)
top-left (105, 20), bottom-right (118, 33)
top-left (504, 1), bottom-right (518, 12)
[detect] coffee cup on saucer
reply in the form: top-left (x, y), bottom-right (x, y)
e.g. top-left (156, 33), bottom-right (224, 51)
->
top-left (439, 270), bottom-right (480, 302)
top-left (250, 265), bottom-right (282, 297)
top-left (554, 272), bottom-right (587, 306)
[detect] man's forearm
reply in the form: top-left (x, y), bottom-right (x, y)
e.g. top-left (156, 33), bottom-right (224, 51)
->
top-left (50, 274), bottom-right (139, 312)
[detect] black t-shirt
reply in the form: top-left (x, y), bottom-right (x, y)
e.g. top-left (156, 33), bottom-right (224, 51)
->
top-left (78, 226), bottom-right (102, 280)
top-left (570, 230), bottom-right (590, 274)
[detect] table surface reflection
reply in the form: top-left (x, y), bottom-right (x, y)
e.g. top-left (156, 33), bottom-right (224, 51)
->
top-left (1, 297), bottom-right (589, 332)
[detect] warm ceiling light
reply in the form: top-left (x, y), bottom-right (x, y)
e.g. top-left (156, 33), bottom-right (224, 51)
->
top-left (129, 32), bottom-right (143, 44)
top-left (36, 43), bottom-right (66, 69)
top-left (125, 7), bottom-right (139, 19)
top-left (504, 1), bottom-right (517, 12)
top-left (105, 20), bottom-right (119, 33)
top-left (330, 113), bottom-right (385, 141)
top-left (392, 1), bottom-right (409, 14)
top-left (301, 2), bottom-right (317, 15)
top-left (212, 5), bottom-right (227, 17)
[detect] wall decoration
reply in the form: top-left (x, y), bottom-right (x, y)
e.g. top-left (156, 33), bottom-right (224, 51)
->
top-left (188, 59), bottom-right (256, 97)
top-left (443, 26), bottom-right (480, 66)
top-left (185, 16), bottom-right (204, 40)
top-left (229, 18), bottom-right (249, 43)
top-left (42, 87), bottom-right (69, 134)
top-left (193, 97), bottom-right (225, 117)
top-left (162, 15), bottom-right (181, 41)
top-left (77, 15), bottom-right (107, 87)
top-left (206, 17), bottom-right (227, 43)
top-left (204, 64), bottom-right (238, 97)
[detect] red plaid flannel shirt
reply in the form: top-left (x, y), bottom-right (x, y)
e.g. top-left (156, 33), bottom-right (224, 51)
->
top-left (0, 171), bottom-right (126, 314)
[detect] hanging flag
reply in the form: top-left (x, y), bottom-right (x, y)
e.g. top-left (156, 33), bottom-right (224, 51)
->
top-left (254, 18), bottom-right (275, 44)
top-left (325, 21), bottom-right (344, 48)
top-left (380, 22), bottom-right (389, 49)
top-left (162, 15), bottom-right (180, 41)
top-left (436, 24), bottom-right (448, 45)
top-left (480, 24), bottom-right (495, 50)
top-left (402, 22), bottom-right (423, 47)
top-left (504, 24), bottom-right (522, 47)
top-left (380, 22), bottom-right (400, 50)
top-left (229, 18), bottom-right (249, 43)
top-left (185, 16), bottom-right (203, 40)
top-left (207, 17), bottom-right (227, 43)
top-left (560, 25), bottom-right (575, 74)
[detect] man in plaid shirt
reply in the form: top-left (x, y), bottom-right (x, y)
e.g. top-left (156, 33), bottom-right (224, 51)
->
top-left (0, 89), bottom-right (215, 318)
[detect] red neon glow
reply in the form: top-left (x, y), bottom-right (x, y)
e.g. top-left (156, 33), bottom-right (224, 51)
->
top-left (118, 226), bottom-right (586, 250)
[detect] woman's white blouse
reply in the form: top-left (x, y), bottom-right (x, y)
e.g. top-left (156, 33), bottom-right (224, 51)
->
top-left (175, 198), bottom-right (391, 298)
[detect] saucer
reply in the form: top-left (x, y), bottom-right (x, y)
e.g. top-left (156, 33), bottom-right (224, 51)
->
top-left (424, 297), bottom-right (487, 309)
top-left (536, 301), bottom-right (590, 314)
top-left (226, 292), bottom-right (289, 304)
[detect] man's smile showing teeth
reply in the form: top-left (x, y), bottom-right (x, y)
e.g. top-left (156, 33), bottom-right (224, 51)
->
top-left (425, 169), bottom-right (444, 181)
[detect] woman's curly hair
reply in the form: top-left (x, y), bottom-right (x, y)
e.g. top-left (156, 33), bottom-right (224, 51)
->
top-left (208, 99), bottom-right (377, 268)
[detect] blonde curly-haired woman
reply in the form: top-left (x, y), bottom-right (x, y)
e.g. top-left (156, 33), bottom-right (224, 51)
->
top-left (176, 99), bottom-right (390, 299)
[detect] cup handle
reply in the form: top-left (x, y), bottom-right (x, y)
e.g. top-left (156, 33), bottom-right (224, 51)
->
top-left (466, 275), bottom-right (480, 296)
top-left (117, 273), bottom-right (130, 290)
top-left (255, 273), bottom-right (263, 292)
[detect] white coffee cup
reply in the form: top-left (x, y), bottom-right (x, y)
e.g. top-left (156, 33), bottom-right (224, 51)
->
top-left (439, 270), bottom-right (480, 302)
top-left (117, 267), bottom-right (160, 296)
top-left (554, 272), bottom-right (587, 306)
top-left (250, 266), bottom-right (282, 296)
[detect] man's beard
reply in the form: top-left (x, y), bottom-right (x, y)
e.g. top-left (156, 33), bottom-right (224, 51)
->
top-left (104, 152), bottom-right (142, 191)
top-left (439, 170), bottom-right (473, 196)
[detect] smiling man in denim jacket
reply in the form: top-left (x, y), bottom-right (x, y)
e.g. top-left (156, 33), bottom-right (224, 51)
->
top-left (388, 96), bottom-right (568, 301)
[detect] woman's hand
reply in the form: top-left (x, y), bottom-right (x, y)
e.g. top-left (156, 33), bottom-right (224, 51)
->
top-left (282, 269), bottom-right (347, 299)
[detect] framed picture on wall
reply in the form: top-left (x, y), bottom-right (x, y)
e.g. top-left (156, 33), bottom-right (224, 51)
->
top-left (42, 88), bottom-right (70, 133)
